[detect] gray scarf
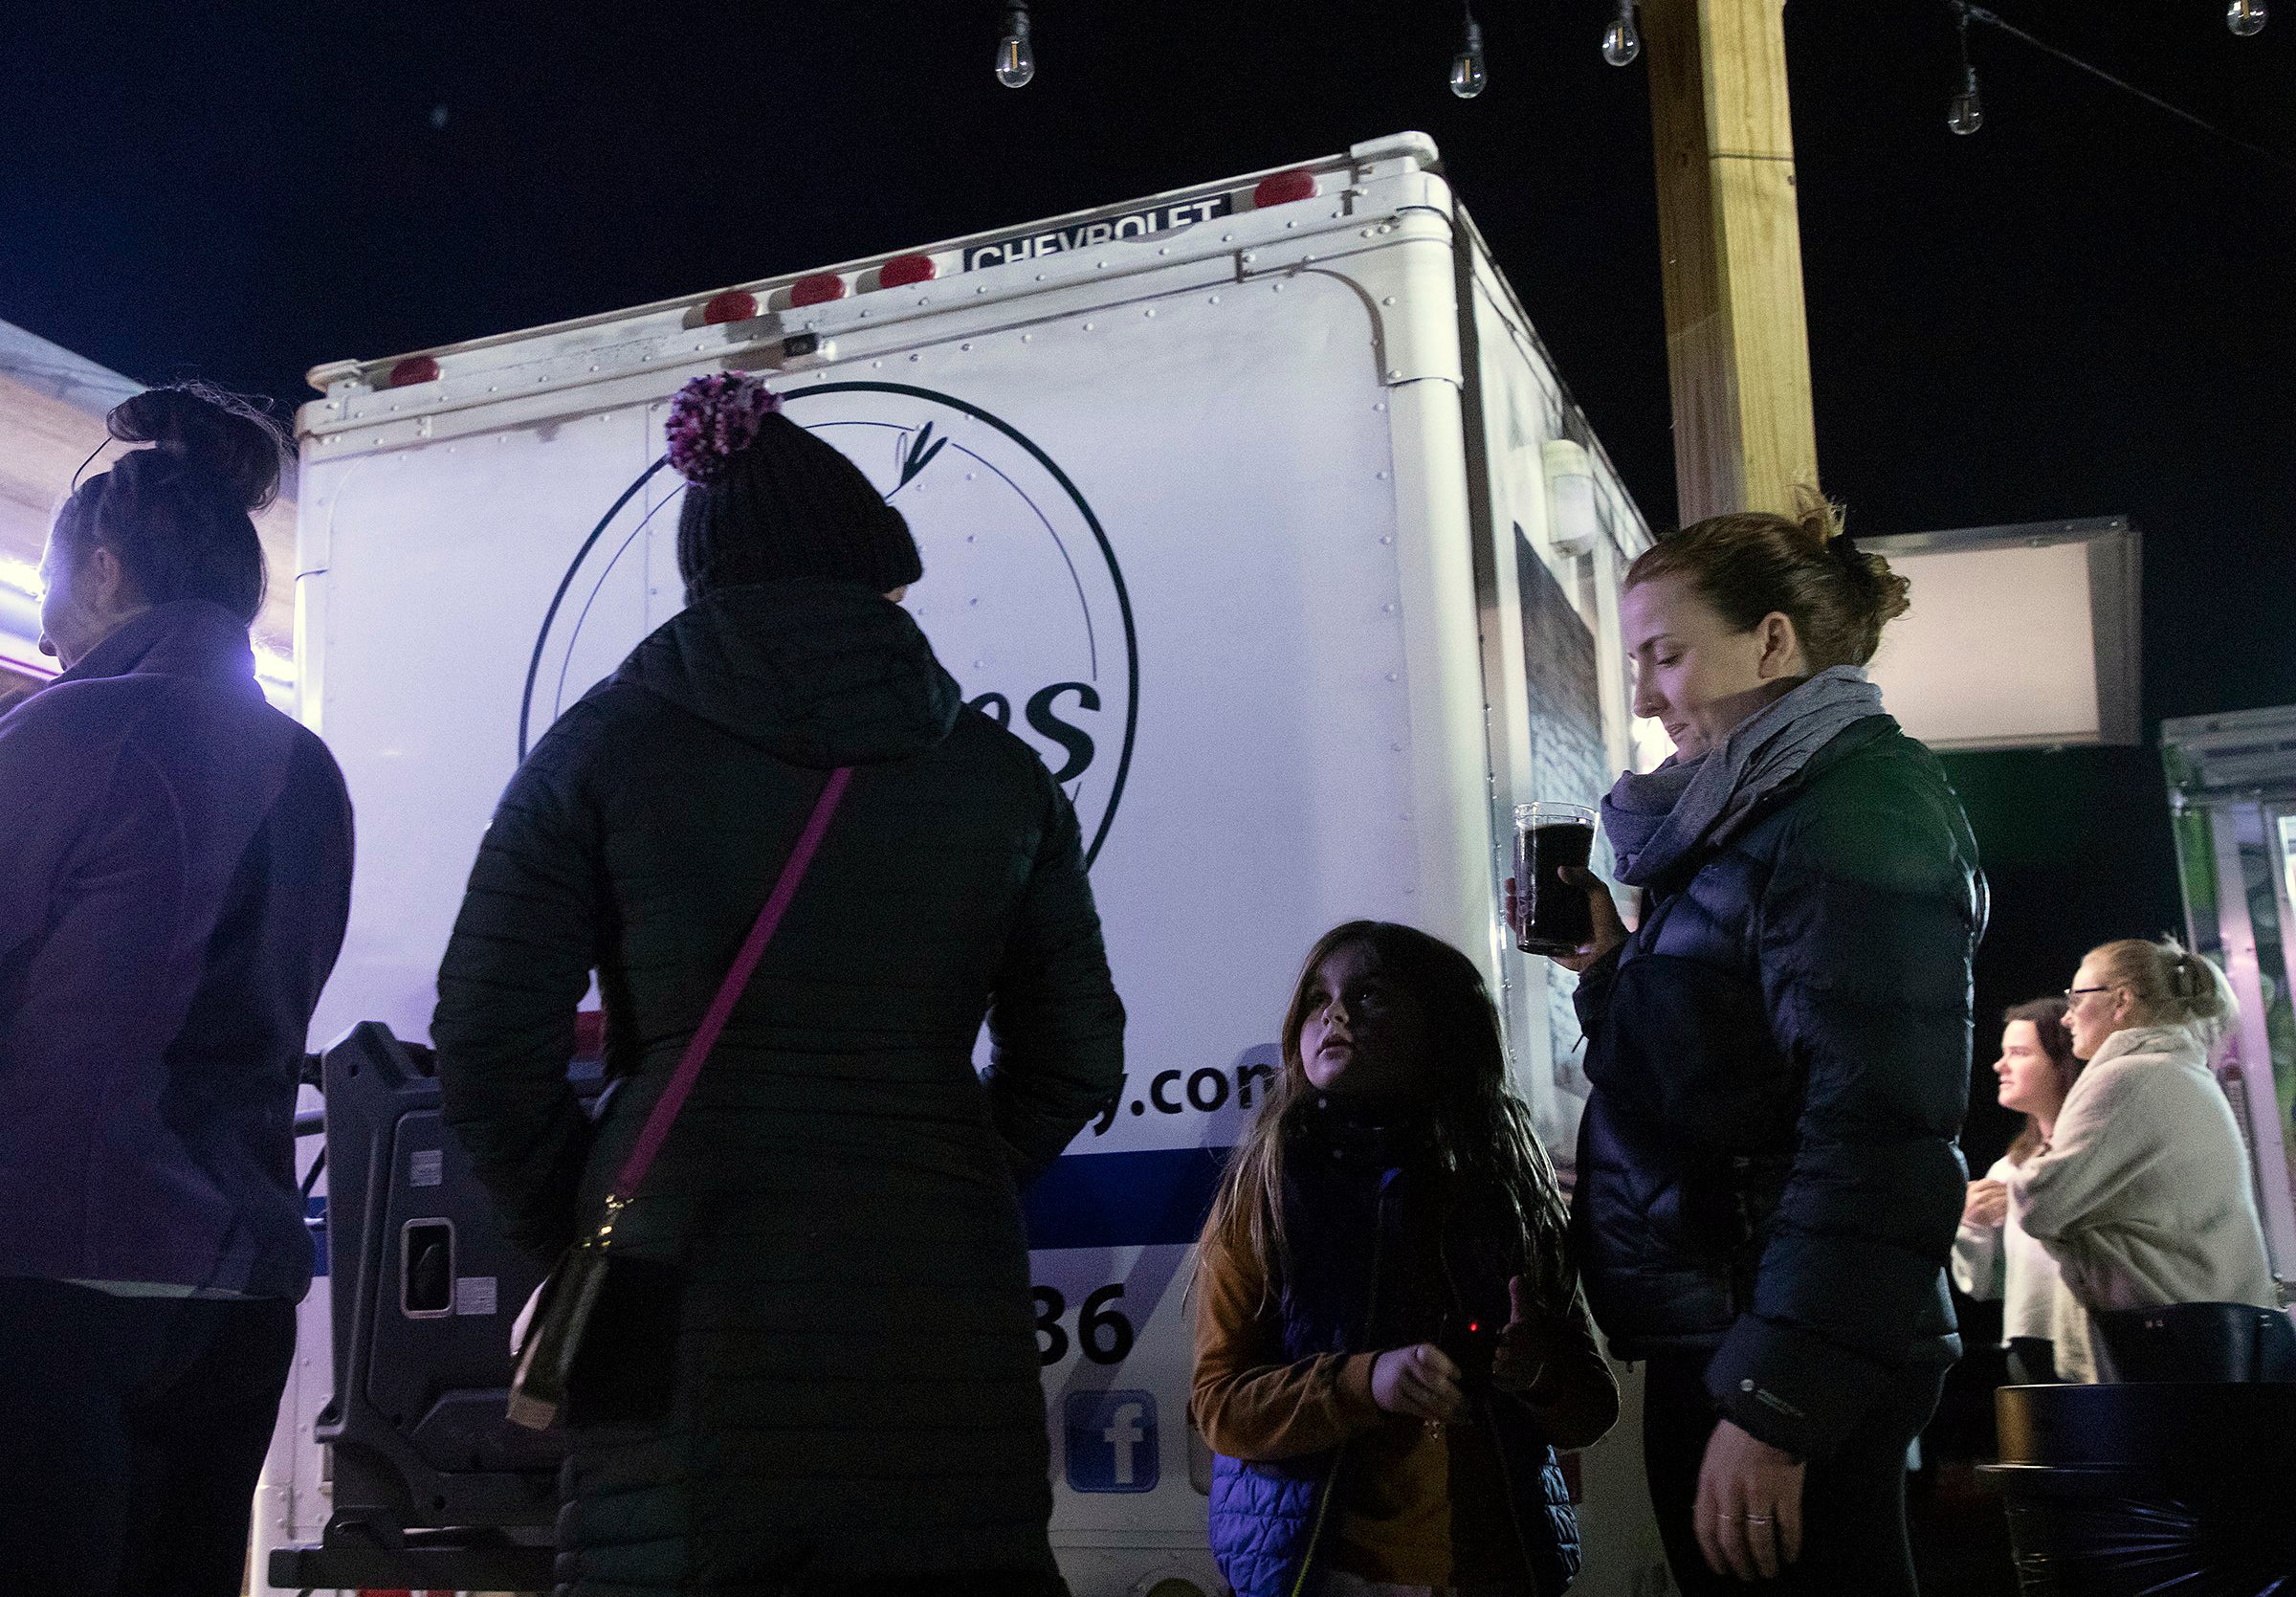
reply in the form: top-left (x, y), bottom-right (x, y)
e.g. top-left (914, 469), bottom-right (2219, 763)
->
top-left (1601, 665), bottom-right (1889, 886)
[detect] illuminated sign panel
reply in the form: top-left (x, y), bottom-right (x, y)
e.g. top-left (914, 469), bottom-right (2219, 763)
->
top-left (1866, 519), bottom-right (2140, 751)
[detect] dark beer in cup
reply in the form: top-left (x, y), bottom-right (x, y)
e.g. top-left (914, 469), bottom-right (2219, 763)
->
top-left (1514, 802), bottom-right (1597, 957)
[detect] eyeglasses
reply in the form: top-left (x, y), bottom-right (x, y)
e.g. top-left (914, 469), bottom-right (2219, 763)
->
top-left (2064, 986), bottom-right (2114, 1003)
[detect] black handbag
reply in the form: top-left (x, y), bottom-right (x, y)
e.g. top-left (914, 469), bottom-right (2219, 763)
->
top-left (506, 766), bottom-right (853, 1431)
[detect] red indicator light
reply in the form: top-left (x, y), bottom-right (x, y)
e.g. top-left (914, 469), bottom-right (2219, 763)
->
top-left (789, 274), bottom-right (846, 307)
top-left (702, 290), bottom-right (759, 325)
top-left (385, 356), bottom-right (439, 388)
top-left (1253, 168), bottom-right (1318, 208)
top-left (879, 254), bottom-right (938, 288)
top-left (1468, 1321), bottom-right (1480, 1334)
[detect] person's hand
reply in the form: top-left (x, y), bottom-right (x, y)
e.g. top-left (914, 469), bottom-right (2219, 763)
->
top-left (1370, 1342), bottom-right (1466, 1422)
top-left (1550, 866), bottom-right (1627, 973)
top-left (1963, 1177), bottom-right (2008, 1229)
top-left (1693, 1418), bottom-right (1805, 1581)
top-left (1491, 1274), bottom-right (1560, 1392)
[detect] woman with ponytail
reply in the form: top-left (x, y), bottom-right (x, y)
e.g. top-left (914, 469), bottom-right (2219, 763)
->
top-left (0, 384), bottom-right (354, 1594)
top-left (2011, 937), bottom-right (2274, 1381)
top-left (1552, 498), bottom-right (1985, 1593)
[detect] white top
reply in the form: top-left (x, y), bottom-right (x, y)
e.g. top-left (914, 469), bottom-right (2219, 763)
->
top-left (1952, 1154), bottom-right (2066, 1346)
top-left (2011, 1023), bottom-right (2277, 1383)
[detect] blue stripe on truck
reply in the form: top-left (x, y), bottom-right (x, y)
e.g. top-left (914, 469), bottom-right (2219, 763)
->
top-left (1025, 1146), bottom-right (1232, 1252)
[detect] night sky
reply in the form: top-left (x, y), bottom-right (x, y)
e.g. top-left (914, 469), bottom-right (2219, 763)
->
top-left (2, 3), bottom-right (2287, 1095)
top-left (2, 2), bottom-right (2285, 718)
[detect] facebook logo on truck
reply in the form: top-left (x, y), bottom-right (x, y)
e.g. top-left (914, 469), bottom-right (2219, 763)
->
top-left (1064, 1390), bottom-right (1159, 1493)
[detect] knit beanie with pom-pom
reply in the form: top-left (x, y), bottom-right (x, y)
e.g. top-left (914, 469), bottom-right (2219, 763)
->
top-left (666, 371), bottom-right (922, 597)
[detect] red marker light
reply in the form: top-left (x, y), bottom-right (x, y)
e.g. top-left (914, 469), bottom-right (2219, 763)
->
top-left (386, 356), bottom-right (439, 388)
top-left (1253, 168), bottom-right (1318, 208)
top-left (790, 274), bottom-right (846, 307)
top-left (702, 290), bottom-right (759, 325)
top-left (879, 254), bottom-right (938, 288)
top-left (1468, 1321), bottom-right (1480, 1334)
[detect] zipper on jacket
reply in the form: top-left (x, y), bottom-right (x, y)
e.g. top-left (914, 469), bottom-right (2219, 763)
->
top-left (1438, 1193), bottom-right (1551, 1597)
top-left (1287, 1175), bottom-right (1393, 1597)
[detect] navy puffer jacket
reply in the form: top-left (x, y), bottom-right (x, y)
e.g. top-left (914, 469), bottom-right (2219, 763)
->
top-left (1572, 717), bottom-right (1984, 1462)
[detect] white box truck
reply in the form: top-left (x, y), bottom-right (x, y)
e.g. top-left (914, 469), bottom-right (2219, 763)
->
top-left (263, 130), bottom-right (1677, 1596)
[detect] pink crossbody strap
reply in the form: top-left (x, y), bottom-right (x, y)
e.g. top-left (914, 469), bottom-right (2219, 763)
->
top-left (609, 765), bottom-right (854, 1201)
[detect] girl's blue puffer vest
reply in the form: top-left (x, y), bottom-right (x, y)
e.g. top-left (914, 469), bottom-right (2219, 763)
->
top-left (1207, 1103), bottom-right (1582, 1597)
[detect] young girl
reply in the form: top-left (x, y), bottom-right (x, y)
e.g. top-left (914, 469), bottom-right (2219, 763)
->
top-left (1192, 921), bottom-right (1619, 1597)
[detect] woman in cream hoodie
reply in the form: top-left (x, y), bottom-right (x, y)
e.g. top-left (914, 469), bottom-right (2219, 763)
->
top-left (2010, 937), bottom-right (2277, 1381)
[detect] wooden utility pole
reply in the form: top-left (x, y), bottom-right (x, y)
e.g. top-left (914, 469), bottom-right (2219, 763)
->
top-left (1641, 0), bottom-right (1820, 522)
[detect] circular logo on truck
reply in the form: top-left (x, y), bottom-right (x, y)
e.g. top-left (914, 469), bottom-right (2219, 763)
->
top-left (521, 381), bottom-right (1137, 865)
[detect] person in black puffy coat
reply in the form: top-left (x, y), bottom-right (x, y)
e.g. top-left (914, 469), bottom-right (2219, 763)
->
top-left (432, 373), bottom-right (1125, 1597)
top-left (1554, 499), bottom-right (1984, 1595)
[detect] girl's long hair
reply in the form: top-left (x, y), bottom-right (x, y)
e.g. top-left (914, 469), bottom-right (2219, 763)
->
top-left (2002, 997), bottom-right (2083, 1165)
top-left (1201, 920), bottom-right (1575, 1317)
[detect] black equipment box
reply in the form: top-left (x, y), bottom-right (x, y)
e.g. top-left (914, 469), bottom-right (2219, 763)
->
top-left (273, 1020), bottom-right (595, 1585)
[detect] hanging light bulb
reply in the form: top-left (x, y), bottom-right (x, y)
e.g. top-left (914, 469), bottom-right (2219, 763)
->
top-left (2228, 0), bottom-right (2267, 35)
top-left (996, 1), bottom-right (1036, 88)
top-left (1450, 11), bottom-right (1488, 98)
top-left (1948, 65), bottom-right (1984, 134)
top-left (1947, 3), bottom-right (1984, 135)
top-left (1602, 1), bottom-right (1642, 67)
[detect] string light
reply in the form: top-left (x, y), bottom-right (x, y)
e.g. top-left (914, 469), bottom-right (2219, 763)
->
top-left (1450, 6), bottom-right (1488, 98)
top-left (1948, 2), bottom-right (1985, 134)
top-left (2227, 0), bottom-right (2267, 35)
top-left (996, 1), bottom-right (1035, 88)
top-left (1602, 0), bottom-right (1642, 67)
top-left (1948, 1), bottom-right (2292, 171)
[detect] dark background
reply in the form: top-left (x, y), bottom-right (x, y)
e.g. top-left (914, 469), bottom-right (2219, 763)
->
top-left (0, 0), bottom-right (2286, 1495)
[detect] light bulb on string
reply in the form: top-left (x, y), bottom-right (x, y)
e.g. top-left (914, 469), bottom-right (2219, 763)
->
top-left (1947, 3), bottom-right (1983, 135)
top-left (1451, 13), bottom-right (1488, 98)
top-left (1603, 1), bottom-right (1642, 67)
top-left (1948, 66), bottom-right (1984, 134)
top-left (2228, 0), bottom-right (2267, 35)
top-left (996, 1), bottom-right (1036, 88)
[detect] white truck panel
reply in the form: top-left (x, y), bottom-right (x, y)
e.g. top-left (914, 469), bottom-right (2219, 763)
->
top-left (276, 135), bottom-right (1671, 1597)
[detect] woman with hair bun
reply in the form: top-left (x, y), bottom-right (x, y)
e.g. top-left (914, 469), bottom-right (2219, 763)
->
top-left (2010, 937), bottom-right (2274, 1381)
top-left (1552, 499), bottom-right (1985, 1593)
top-left (1954, 999), bottom-right (2086, 1384)
top-left (0, 384), bottom-right (354, 1594)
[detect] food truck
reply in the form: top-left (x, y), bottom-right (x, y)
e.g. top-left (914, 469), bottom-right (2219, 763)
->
top-left (259, 131), bottom-right (1680, 1595)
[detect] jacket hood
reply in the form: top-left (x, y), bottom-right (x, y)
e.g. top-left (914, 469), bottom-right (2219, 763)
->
top-left (614, 579), bottom-right (962, 768)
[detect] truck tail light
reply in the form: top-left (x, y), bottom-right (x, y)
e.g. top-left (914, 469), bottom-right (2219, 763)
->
top-left (790, 273), bottom-right (847, 306)
top-left (702, 290), bottom-right (759, 325)
top-left (1253, 169), bottom-right (1318, 208)
top-left (878, 254), bottom-right (938, 288)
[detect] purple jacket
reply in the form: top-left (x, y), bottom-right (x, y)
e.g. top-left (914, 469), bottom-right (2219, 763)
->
top-left (0, 600), bottom-right (352, 1298)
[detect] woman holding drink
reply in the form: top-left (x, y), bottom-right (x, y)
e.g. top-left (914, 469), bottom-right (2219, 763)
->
top-left (1528, 500), bottom-right (1985, 1593)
